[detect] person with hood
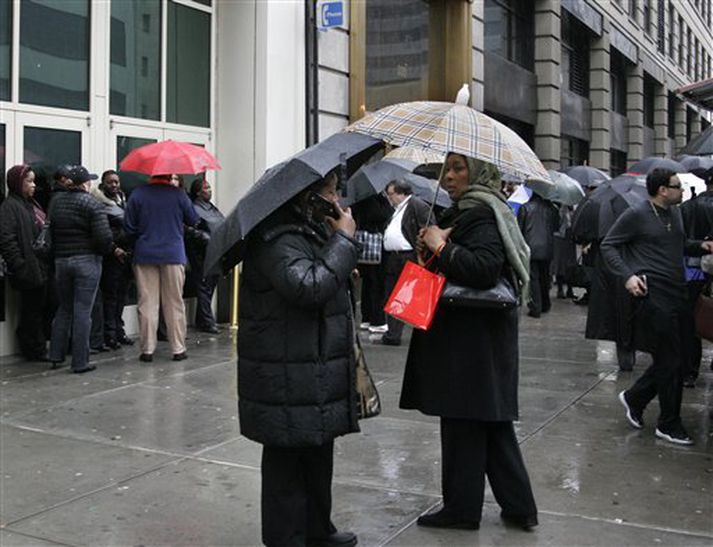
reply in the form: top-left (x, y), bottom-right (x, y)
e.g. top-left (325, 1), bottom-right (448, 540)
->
top-left (47, 166), bottom-right (114, 373)
top-left (400, 154), bottom-right (537, 531)
top-left (92, 170), bottom-right (133, 348)
top-left (0, 165), bottom-right (49, 361)
top-left (187, 177), bottom-right (224, 333)
top-left (238, 171), bottom-right (359, 547)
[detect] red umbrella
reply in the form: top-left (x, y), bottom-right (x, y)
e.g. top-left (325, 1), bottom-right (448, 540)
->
top-left (119, 140), bottom-right (221, 175)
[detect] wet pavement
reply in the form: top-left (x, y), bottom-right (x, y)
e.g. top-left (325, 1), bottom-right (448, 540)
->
top-left (1, 298), bottom-right (712, 546)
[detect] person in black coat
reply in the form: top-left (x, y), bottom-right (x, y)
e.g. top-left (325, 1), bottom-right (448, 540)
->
top-left (517, 193), bottom-right (560, 317)
top-left (238, 171), bottom-right (360, 547)
top-left (0, 165), bottom-right (49, 360)
top-left (400, 154), bottom-right (537, 532)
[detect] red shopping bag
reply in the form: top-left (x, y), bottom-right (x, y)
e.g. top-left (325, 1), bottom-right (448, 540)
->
top-left (384, 258), bottom-right (445, 331)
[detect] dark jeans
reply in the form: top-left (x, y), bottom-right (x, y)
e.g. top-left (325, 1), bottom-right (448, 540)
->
top-left (261, 441), bottom-right (336, 547)
top-left (90, 287), bottom-right (104, 348)
top-left (627, 294), bottom-right (690, 429)
top-left (195, 274), bottom-right (219, 329)
top-left (440, 418), bottom-right (537, 522)
top-left (383, 250), bottom-right (413, 343)
top-left (358, 262), bottom-right (385, 326)
top-left (101, 257), bottom-right (130, 341)
top-left (683, 279), bottom-right (706, 380)
top-left (17, 285), bottom-right (48, 359)
top-left (529, 259), bottom-right (552, 315)
top-left (49, 255), bottom-right (102, 371)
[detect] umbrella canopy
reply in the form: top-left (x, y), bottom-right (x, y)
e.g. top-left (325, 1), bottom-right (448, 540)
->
top-left (588, 174), bottom-right (648, 237)
top-left (204, 132), bottom-right (382, 275)
top-left (385, 146), bottom-right (444, 164)
top-left (678, 155), bottom-right (713, 177)
top-left (343, 158), bottom-right (452, 209)
top-left (527, 171), bottom-right (585, 206)
top-left (119, 140), bottom-right (221, 175)
top-left (563, 165), bottom-right (609, 189)
top-left (678, 125), bottom-right (713, 156)
top-left (627, 157), bottom-right (685, 176)
top-left (506, 184), bottom-right (532, 216)
top-left (345, 101), bottom-right (551, 184)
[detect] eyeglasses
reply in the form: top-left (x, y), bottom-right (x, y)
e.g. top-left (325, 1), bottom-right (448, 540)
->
top-left (667, 184), bottom-right (682, 189)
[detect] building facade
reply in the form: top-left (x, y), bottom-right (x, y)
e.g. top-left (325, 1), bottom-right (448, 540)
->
top-left (1, 0), bottom-right (711, 355)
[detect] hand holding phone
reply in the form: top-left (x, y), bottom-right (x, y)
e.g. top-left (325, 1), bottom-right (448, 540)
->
top-left (307, 191), bottom-right (339, 219)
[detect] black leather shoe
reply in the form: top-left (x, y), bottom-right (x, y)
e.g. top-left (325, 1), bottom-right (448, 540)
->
top-left (49, 361), bottom-right (66, 370)
top-left (501, 513), bottom-right (538, 531)
top-left (139, 353), bottom-right (153, 363)
top-left (105, 338), bottom-right (121, 350)
top-left (172, 352), bottom-right (188, 361)
top-left (199, 325), bottom-right (220, 334)
top-left (91, 345), bottom-right (110, 353)
top-left (117, 335), bottom-right (134, 346)
top-left (307, 531), bottom-right (357, 547)
top-left (72, 365), bottom-right (97, 374)
top-left (417, 509), bottom-right (479, 530)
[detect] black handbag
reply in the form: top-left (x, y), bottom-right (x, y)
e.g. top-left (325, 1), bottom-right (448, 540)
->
top-left (31, 222), bottom-right (52, 259)
top-left (440, 277), bottom-right (517, 309)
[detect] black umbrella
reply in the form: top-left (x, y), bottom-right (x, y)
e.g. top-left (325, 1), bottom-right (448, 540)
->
top-left (678, 125), bottom-right (713, 156)
top-left (204, 132), bottom-right (382, 274)
top-left (562, 165), bottom-right (610, 189)
top-left (343, 158), bottom-right (452, 208)
top-left (678, 155), bottom-right (713, 177)
top-left (627, 157), bottom-right (685, 175)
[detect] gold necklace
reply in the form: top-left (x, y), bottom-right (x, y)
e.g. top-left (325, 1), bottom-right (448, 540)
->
top-left (649, 201), bottom-right (671, 232)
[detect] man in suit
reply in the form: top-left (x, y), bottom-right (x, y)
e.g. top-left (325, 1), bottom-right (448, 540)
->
top-left (372, 180), bottom-right (430, 346)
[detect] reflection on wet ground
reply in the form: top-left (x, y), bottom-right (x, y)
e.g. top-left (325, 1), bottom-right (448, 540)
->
top-left (1, 298), bottom-right (711, 545)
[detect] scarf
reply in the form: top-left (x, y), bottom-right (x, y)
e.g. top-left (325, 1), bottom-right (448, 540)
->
top-left (441, 157), bottom-right (531, 302)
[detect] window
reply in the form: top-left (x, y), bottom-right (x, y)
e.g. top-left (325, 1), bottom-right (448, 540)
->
top-left (610, 149), bottom-right (627, 177)
top-left (167, 1), bottom-right (211, 127)
top-left (352, 0), bottom-right (471, 118)
top-left (686, 28), bottom-right (692, 76)
top-left (657, 0), bottom-right (665, 52)
top-left (667, 92), bottom-right (676, 139)
top-left (560, 136), bottom-right (589, 168)
top-left (686, 107), bottom-right (696, 142)
top-left (678, 17), bottom-right (684, 67)
top-left (110, 0), bottom-right (161, 121)
top-left (0, 123), bottom-right (4, 321)
top-left (0, 0), bottom-right (10, 101)
top-left (667, 2), bottom-right (675, 60)
top-left (485, 110), bottom-right (534, 147)
top-left (484, 0), bottom-right (534, 71)
top-left (20, 0), bottom-right (90, 111)
top-left (610, 51), bottom-right (627, 115)
top-left (643, 0), bottom-right (651, 34)
top-left (629, 0), bottom-right (638, 22)
top-left (561, 12), bottom-right (590, 98)
top-left (643, 75), bottom-right (656, 129)
top-left (116, 136), bottom-right (156, 196)
top-left (23, 126), bottom-right (81, 210)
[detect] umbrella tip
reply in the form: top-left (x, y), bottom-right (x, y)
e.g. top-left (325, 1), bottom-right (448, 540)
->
top-left (455, 83), bottom-right (470, 106)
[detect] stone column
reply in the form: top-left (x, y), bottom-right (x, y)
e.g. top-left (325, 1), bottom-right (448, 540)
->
top-left (589, 22), bottom-right (610, 172)
top-left (471, 1), bottom-right (485, 111)
top-left (626, 62), bottom-right (645, 167)
top-left (674, 98), bottom-right (687, 152)
top-left (653, 84), bottom-right (669, 157)
top-left (533, 0), bottom-right (561, 169)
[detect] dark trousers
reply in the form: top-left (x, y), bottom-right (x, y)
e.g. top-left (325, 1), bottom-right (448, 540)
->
top-left (683, 279), bottom-right (706, 380)
top-left (358, 262), bottom-right (385, 326)
top-left (49, 255), bottom-right (102, 371)
top-left (90, 287), bottom-right (104, 349)
top-left (261, 442), bottom-right (336, 547)
top-left (101, 258), bottom-right (130, 342)
top-left (17, 285), bottom-right (48, 359)
top-left (194, 274), bottom-right (219, 329)
top-left (627, 296), bottom-right (690, 429)
top-left (383, 250), bottom-right (413, 343)
top-left (440, 418), bottom-right (537, 522)
top-left (528, 260), bottom-right (552, 315)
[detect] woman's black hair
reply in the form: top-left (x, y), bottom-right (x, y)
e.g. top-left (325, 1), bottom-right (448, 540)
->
top-left (190, 178), bottom-right (205, 200)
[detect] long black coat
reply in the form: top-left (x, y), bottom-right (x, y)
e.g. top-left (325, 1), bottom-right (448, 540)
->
top-left (237, 207), bottom-right (360, 447)
top-left (399, 204), bottom-right (520, 421)
top-left (0, 194), bottom-right (46, 290)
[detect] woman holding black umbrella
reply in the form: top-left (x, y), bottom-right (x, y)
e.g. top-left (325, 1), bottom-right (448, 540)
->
top-left (238, 170), bottom-right (359, 547)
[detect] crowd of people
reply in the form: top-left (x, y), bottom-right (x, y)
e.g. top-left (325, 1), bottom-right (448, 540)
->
top-left (0, 164), bottom-right (224, 373)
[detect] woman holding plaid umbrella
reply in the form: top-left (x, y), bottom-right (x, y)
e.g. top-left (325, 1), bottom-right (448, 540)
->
top-left (400, 153), bottom-right (538, 532)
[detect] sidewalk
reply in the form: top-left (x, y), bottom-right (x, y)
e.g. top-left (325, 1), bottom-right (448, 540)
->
top-left (1, 299), bottom-right (712, 546)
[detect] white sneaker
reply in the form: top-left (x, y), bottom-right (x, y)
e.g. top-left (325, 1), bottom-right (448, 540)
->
top-left (368, 324), bottom-right (388, 334)
top-left (359, 322), bottom-right (371, 330)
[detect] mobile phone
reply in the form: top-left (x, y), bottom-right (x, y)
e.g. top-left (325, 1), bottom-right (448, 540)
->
top-left (307, 191), bottom-right (339, 219)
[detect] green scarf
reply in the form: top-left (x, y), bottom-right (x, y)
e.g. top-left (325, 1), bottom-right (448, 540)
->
top-left (442, 157), bottom-right (531, 302)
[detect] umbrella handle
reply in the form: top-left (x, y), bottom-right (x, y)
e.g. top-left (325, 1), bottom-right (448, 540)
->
top-left (426, 161), bottom-right (447, 225)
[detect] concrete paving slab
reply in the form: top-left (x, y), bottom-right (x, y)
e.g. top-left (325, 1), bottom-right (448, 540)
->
top-left (387, 503), bottom-right (713, 546)
top-left (0, 529), bottom-right (68, 546)
top-left (9, 457), bottom-right (437, 547)
top-left (4, 384), bottom-right (240, 455)
top-left (0, 424), bottom-right (175, 525)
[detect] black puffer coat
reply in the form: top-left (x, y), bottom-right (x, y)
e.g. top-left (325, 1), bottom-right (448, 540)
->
top-left (399, 204), bottom-right (520, 421)
top-left (0, 194), bottom-right (46, 290)
top-left (237, 207), bottom-right (360, 447)
top-left (49, 190), bottom-right (113, 258)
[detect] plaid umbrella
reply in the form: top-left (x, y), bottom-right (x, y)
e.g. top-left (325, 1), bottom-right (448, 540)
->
top-left (345, 101), bottom-right (551, 184)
